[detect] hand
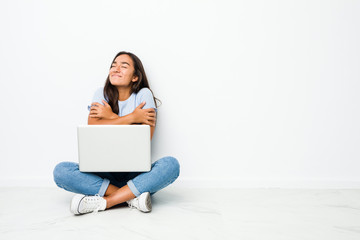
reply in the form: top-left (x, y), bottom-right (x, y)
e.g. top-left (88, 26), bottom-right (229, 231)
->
top-left (131, 101), bottom-right (156, 126)
top-left (89, 100), bottom-right (118, 119)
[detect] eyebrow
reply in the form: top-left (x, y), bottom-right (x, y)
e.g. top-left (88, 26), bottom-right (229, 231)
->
top-left (112, 61), bottom-right (130, 66)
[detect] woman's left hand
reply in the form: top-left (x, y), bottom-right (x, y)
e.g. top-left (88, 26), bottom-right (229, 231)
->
top-left (89, 100), bottom-right (118, 119)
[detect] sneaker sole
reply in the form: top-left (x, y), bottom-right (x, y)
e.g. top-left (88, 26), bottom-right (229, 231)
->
top-left (70, 194), bottom-right (86, 215)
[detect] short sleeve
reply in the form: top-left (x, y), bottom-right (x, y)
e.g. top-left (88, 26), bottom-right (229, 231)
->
top-left (88, 87), bottom-right (105, 111)
top-left (136, 88), bottom-right (157, 112)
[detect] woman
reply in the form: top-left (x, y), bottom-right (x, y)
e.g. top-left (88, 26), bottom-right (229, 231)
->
top-left (53, 51), bottom-right (180, 215)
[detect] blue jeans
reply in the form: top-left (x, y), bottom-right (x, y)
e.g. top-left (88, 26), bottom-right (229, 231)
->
top-left (53, 156), bottom-right (180, 197)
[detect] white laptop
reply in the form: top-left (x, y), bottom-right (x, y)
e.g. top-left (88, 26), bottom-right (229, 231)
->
top-left (77, 125), bottom-right (151, 172)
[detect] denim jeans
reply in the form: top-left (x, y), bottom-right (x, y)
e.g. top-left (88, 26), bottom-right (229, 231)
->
top-left (53, 156), bottom-right (180, 197)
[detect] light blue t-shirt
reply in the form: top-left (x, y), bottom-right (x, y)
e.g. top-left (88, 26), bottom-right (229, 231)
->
top-left (89, 87), bottom-right (157, 117)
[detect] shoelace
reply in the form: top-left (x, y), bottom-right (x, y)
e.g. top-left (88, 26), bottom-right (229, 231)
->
top-left (82, 194), bottom-right (103, 213)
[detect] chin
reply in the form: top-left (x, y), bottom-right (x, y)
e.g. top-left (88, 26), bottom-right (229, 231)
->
top-left (110, 79), bottom-right (122, 85)
top-left (110, 81), bottom-right (130, 88)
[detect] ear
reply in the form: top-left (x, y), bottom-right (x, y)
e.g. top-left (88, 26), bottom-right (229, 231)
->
top-left (132, 75), bottom-right (139, 82)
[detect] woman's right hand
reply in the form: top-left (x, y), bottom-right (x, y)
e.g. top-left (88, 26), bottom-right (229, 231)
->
top-left (131, 101), bottom-right (156, 126)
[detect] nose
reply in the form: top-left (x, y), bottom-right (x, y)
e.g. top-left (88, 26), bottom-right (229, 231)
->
top-left (112, 65), bottom-right (121, 72)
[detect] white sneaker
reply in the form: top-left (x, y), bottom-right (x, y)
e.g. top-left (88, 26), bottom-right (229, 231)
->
top-left (126, 192), bottom-right (152, 213)
top-left (70, 194), bottom-right (107, 215)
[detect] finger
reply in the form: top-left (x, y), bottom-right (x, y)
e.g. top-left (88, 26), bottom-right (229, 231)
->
top-left (147, 113), bottom-right (156, 117)
top-left (136, 101), bottom-right (146, 109)
top-left (92, 106), bottom-right (103, 111)
top-left (91, 103), bottom-right (105, 110)
top-left (91, 102), bottom-right (101, 107)
top-left (147, 120), bottom-right (156, 127)
top-left (90, 106), bottom-right (100, 111)
top-left (102, 100), bottom-right (110, 107)
top-left (145, 109), bottom-right (155, 113)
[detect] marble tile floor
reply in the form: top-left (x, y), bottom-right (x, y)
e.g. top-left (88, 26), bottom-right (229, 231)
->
top-left (1, 186), bottom-right (360, 240)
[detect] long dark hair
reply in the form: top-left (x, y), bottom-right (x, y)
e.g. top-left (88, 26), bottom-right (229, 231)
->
top-left (104, 51), bottom-right (160, 114)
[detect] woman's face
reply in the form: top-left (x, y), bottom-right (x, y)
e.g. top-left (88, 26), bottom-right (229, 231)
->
top-left (109, 54), bottom-right (138, 87)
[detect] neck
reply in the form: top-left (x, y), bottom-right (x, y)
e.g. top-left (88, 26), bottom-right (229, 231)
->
top-left (116, 86), bottom-right (132, 101)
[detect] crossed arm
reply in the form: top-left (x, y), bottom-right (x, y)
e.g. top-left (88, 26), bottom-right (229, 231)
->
top-left (88, 100), bottom-right (156, 140)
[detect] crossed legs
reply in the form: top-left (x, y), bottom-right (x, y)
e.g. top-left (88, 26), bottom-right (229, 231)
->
top-left (53, 156), bottom-right (180, 210)
top-left (103, 184), bottom-right (135, 209)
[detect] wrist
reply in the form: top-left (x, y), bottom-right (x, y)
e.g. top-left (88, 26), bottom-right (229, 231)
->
top-left (109, 113), bottom-right (119, 120)
top-left (129, 112), bottom-right (135, 124)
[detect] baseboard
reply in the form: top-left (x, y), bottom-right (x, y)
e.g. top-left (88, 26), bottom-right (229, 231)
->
top-left (172, 177), bottom-right (360, 189)
top-left (1, 176), bottom-right (360, 189)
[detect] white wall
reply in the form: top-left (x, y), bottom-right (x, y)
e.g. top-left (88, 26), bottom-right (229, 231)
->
top-left (0, 0), bottom-right (359, 188)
